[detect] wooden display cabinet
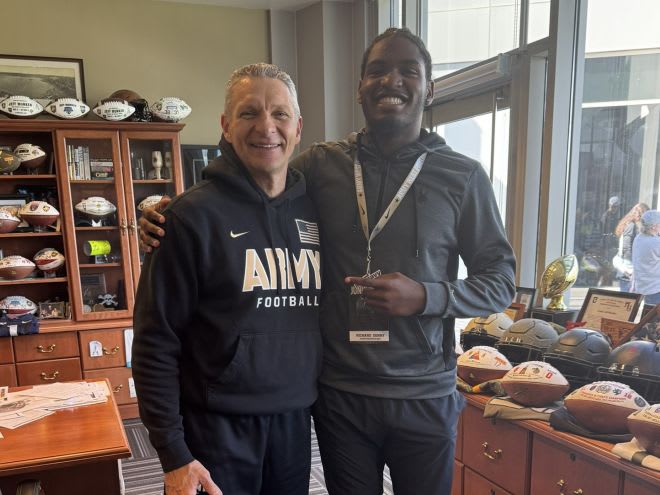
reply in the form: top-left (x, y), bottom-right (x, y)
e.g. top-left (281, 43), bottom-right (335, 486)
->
top-left (0, 120), bottom-right (185, 418)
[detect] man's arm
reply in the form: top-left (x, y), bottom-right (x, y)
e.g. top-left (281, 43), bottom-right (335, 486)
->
top-left (132, 210), bottom-right (221, 495)
top-left (138, 196), bottom-right (171, 252)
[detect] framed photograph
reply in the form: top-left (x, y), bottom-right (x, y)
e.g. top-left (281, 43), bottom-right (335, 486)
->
top-left (599, 317), bottom-right (637, 347)
top-left (181, 144), bottom-right (221, 189)
top-left (514, 286), bottom-right (537, 317)
top-left (576, 288), bottom-right (643, 330)
top-left (626, 304), bottom-right (660, 343)
top-left (39, 301), bottom-right (65, 319)
top-left (505, 302), bottom-right (527, 322)
top-left (80, 272), bottom-right (107, 305)
top-left (0, 55), bottom-right (85, 106)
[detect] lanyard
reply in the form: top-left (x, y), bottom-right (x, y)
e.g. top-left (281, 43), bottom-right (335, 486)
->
top-left (354, 152), bottom-right (427, 274)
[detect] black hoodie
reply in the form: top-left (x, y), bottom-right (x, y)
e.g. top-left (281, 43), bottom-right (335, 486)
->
top-left (132, 138), bottom-right (322, 472)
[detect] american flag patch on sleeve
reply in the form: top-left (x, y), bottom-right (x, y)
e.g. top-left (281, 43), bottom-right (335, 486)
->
top-left (295, 219), bottom-right (320, 245)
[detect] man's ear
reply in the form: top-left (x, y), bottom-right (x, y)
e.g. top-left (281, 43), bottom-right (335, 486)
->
top-left (221, 114), bottom-right (231, 142)
top-left (357, 79), bottom-right (364, 104)
top-left (295, 115), bottom-right (303, 143)
top-left (425, 80), bottom-right (435, 107)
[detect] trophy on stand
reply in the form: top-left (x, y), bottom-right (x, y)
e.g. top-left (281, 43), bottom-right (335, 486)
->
top-left (152, 151), bottom-right (163, 180)
top-left (530, 254), bottom-right (580, 326)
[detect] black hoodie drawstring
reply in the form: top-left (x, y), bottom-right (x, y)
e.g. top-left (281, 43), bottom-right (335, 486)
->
top-left (413, 183), bottom-right (420, 260)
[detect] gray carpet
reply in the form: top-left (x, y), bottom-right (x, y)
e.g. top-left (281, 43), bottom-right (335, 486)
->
top-left (122, 419), bottom-right (393, 495)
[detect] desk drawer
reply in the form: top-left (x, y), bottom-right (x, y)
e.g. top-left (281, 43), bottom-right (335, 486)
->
top-left (531, 435), bottom-right (620, 495)
top-left (0, 363), bottom-right (16, 387)
top-left (623, 475), bottom-right (660, 495)
top-left (84, 367), bottom-right (136, 405)
top-left (455, 413), bottom-right (463, 461)
top-left (16, 357), bottom-right (82, 385)
top-left (13, 332), bottom-right (79, 362)
top-left (462, 404), bottom-right (529, 494)
top-left (452, 461), bottom-right (463, 495)
top-left (79, 329), bottom-right (126, 370)
top-left (464, 467), bottom-right (512, 495)
top-left (0, 338), bottom-right (13, 364)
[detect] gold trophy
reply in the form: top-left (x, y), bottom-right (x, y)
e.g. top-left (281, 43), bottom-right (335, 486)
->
top-left (540, 254), bottom-right (579, 311)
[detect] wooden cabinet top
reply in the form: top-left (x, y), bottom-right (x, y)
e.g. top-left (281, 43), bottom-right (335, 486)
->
top-left (0, 119), bottom-right (184, 132)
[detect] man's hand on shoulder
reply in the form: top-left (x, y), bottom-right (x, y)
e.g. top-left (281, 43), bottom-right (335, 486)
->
top-left (164, 459), bottom-right (222, 495)
top-left (345, 272), bottom-right (426, 316)
top-left (138, 196), bottom-right (171, 252)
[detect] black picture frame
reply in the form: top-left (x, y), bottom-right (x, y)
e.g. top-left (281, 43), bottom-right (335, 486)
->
top-left (39, 301), bottom-right (66, 319)
top-left (0, 194), bottom-right (30, 229)
top-left (181, 144), bottom-right (220, 189)
top-left (514, 286), bottom-right (536, 317)
top-left (0, 54), bottom-right (86, 106)
top-left (576, 288), bottom-right (643, 329)
top-left (625, 304), bottom-right (660, 343)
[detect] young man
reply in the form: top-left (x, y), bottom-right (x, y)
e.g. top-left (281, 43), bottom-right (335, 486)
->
top-left (140, 29), bottom-right (515, 495)
top-left (132, 64), bottom-right (322, 495)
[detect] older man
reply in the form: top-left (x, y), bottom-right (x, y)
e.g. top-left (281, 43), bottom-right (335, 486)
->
top-left (140, 28), bottom-right (515, 495)
top-left (132, 63), bottom-right (322, 495)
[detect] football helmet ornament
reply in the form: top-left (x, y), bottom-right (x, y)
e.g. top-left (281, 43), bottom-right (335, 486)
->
top-left (496, 318), bottom-right (559, 365)
top-left (461, 313), bottom-right (514, 351)
top-left (597, 340), bottom-right (660, 403)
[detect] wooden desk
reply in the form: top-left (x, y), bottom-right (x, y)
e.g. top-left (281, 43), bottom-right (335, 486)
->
top-left (0, 380), bottom-right (131, 495)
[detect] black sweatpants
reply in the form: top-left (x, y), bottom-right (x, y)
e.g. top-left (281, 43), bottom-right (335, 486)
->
top-left (181, 406), bottom-right (311, 495)
top-left (312, 386), bottom-right (465, 495)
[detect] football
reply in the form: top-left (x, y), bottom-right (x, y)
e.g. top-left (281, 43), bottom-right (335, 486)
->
top-left (0, 150), bottom-right (21, 174)
top-left (501, 360), bottom-right (569, 407)
top-left (565, 381), bottom-right (649, 433)
top-left (0, 295), bottom-right (37, 317)
top-left (457, 346), bottom-right (512, 385)
top-left (137, 194), bottom-right (163, 211)
top-left (75, 196), bottom-right (117, 218)
top-left (93, 98), bottom-right (135, 121)
top-left (0, 208), bottom-right (20, 233)
top-left (151, 97), bottom-right (191, 122)
top-left (33, 248), bottom-right (65, 273)
top-left (18, 201), bottom-right (60, 227)
top-left (627, 404), bottom-right (660, 456)
top-left (44, 98), bottom-right (90, 119)
top-left (14, 143), bottom-right (47, 170)
top-left (0, 255), bottom-right (36, 280)
top-left (0, 95), bottom-right (43, 118)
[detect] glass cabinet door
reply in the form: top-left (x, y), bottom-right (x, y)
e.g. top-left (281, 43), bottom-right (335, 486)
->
top-left (55, 130), bottom-right (134, 321)
top-left (120, 131), bottom-right (184, 283)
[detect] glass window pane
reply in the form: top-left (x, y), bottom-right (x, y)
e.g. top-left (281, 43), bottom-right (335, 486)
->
top-left (528, 0), bottom-right (550, 43)
top-left (426, 0), bottom-right (521, 79)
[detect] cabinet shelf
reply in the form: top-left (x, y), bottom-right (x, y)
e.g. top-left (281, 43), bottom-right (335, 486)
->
top-left (70, 180), bottom-right (115, 185)
top-left (0, 231), bottom-right (61, 238)
top-left (75, 226), bottom-right (119, 231)
top-left (133, 179), bottom-right (173, 184)
top-left (0, 174), bottom-right (57, 180)
top-left (79, 263), bottom-right (121, 268)
top-left (0, 276), bottom-right (67, 286)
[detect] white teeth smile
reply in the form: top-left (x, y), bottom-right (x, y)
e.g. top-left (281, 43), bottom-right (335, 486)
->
top-left (253, 144), bottom-right (280, 148)
top-left (379, 97), bottom-right (404, 105)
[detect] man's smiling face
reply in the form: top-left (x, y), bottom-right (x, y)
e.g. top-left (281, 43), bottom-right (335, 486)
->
top-left (358, 35), bottom-right (433, 136)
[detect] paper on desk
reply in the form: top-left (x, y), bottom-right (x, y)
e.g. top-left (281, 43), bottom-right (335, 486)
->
top-left (0, 408), bottom-right (55, 429)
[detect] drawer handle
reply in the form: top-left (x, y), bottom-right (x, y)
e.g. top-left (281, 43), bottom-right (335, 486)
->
top-left (40, 371), bottom-right (59, 381)
top-left (36, 344), bottom-right (56, 353)
top-left (573, 491), bottom-right (583, 495)
top-left (113, 384), bottom-right (123, 393)
top-left (103, 345), bottom-right (120, 355)
top-left (482, 441), bottom-right (502, 460)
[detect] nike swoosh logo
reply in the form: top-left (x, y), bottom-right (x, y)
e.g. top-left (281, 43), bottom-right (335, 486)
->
top-left (230, 231), bottom-right (248, 238)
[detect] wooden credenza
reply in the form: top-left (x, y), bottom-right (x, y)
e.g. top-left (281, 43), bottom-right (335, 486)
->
top-left (454, 394), bottom-right (660, 495)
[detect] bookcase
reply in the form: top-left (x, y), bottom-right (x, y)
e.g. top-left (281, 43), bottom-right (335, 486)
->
top-left (0, 120), bottom-right (185, 418)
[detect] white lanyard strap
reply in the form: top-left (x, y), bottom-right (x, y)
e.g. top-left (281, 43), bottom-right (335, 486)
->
top-left (354, 152), bottom-right (427, 274)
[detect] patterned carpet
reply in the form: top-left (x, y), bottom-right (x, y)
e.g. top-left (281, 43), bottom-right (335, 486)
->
top-left (121, 419), bottom-right (393, 495)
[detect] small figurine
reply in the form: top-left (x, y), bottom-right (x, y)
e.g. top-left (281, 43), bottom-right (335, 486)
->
top-left (97, 293), bottom-right (119, 308)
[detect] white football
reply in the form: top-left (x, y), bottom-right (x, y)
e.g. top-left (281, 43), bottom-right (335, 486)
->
top-left (151, 97), bottom-right (191, 122)
top-left (457, 346), bottom-right (512, 385)
top-left (0, 95), bottom-right (43, 118)
top-left (93, 98), bottom-right (135, 121)
top-left (137, 195), bottom-right (163, 211)
top-left (501, 360), bottom-right (569, 407)
top-left (0, 295), bottom-right (37, 317)
top-left (0, 255), bottom-right (36, 280)
top-left (19, 201), bottom-right (60, 227)
top-left (45, 98), bottom-right (90, 119)
top-left (628, 404), bottom-right (660, 457)
top-left (565, 381), bottom-right (649, 434)
top-left (75, 196), bottom-right (117, 217)
top-left (0, 208), bottom-right (20, 233)
top-left (33, 248), bottom-right (65, 272)
top-left (14, 143), bottom-right (47, 169)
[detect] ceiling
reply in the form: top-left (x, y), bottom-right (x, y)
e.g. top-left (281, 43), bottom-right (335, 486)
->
top-left (156, 0), bottom-right (350, 11)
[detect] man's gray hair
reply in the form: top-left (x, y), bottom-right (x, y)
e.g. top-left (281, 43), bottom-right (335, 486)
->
top-left (224, 63), bottom-right (300, 118)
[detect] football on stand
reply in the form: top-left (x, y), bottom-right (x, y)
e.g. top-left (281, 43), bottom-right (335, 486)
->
top-left (0, 208), bottom-right (20, 233)
top-left (457, 346), bottom-right (512, 385)
top-left (627, 404), bottom-right (660, 456)
top-left (18, 201), bottom-right (60, 227)
top-left (0, 150), bottom-right (21, 174)
top-left (565, 381), bottom-right (648, 434)
top-left (0, 256), bottom-right (36, 280)
top-left (0, 95), bottom-right (43, 118)
top-left (14, 143), bottom-right (47, 170)
top-left (151, 97), bottom-right (191, 122)
top-left (501, 361), bottom-right (569, 407)
top-left (45, 98), bottom-right (90, 119)
top-left (0, 295), bottom-right (37, 317)
top-left (93, 98), bottom-right (135, 121)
